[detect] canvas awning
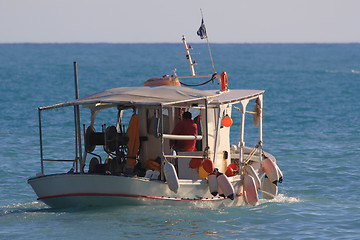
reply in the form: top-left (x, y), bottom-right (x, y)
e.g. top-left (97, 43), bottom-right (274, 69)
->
top-left (39, 86), bottom-right (264, 110)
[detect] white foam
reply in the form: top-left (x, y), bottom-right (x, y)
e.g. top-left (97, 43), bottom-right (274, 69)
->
top-left (259, 193), bottom-right (302, 204)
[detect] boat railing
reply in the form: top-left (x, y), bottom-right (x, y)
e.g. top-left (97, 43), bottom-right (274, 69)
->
top-left (162, 134), bottom-right (202, 140)
top-left (163, 154), bottom-right (202, 159)
top-left (42, 159), bottom-right (75, 162)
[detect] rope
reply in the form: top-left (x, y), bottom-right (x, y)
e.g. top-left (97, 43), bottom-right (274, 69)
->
top-left (244, 145), bottom-right (259, 164)
top-left (179, 73), bottom-right (217, 87)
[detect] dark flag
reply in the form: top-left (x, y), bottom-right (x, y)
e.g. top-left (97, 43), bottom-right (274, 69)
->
top-left (197, 18), bottom-right (207, 39)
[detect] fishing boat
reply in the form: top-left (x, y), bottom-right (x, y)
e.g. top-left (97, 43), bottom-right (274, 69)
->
top-left (28, 23), bottom-right (283, 209)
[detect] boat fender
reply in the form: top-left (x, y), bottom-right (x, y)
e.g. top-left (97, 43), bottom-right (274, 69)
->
top-left (202, 158), bottom-right (215, 174)
top-left (276, 164), bottom-right (284, 183)
top-left (216, 172), bottom-right (235, 200)
top-left (198, 165), bottom-right (209, 179)
top-left (253, 104), bottom-right (261, 127)
top-left (226, 163), bottom-right (239, 177)
top-left (225, 167), bottom-right (234, 177)
top-left (220, 71), bottom-right (228, 92)
top-left (262, 158), bottom-right (279, 184)
top-left (243, 175), bottom-right (259, 206)
top-left (189, 158), bottom-right (203, 169)
top-left (222, 114), bottom-right (233, 127)
top-left (244, 165), bottom-right (261, 190)
top-left (218, 186), bottom-right (225, 198)
top-left (262, 175), bottom-right (278, 199)
top-left (208, 173), bottom-right (218, 196)
top-left (153, 117), bottom-right (161, 138)
top-left (164, 161), bottom-right (180, 193)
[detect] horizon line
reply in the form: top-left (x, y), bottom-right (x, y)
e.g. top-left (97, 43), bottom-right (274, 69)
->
top-left (1, 41), bottom-right (360, 45)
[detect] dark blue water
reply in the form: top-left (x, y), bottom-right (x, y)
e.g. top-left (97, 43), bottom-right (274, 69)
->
top-left (1, 43), bottom-right (360, 239)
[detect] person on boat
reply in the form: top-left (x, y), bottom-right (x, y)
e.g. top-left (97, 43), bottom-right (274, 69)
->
top-left (170, 111), bottom-right (198, 152)
top-left (193, 114), bottom-right (202, 151)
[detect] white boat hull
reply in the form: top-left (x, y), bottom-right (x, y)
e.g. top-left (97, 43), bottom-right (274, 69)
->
top-left (28, 173), bottom-right (245, 209)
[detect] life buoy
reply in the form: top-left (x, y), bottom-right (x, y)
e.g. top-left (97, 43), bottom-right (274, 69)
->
top-left (220, 71), bottom-right (228, 91)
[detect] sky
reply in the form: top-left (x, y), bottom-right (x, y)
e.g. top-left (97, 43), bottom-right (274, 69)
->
top-left (0, 0), bottom-right (359, 43)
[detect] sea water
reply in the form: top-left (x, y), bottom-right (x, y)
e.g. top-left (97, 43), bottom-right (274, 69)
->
top-left (0, 43), bottom-right (360, 239)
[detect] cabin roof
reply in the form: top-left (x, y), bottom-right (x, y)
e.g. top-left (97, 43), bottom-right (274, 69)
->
top-left (212, 89), bottom-right (264, 105)
top-left (39, 86), bottom-right (264, 110)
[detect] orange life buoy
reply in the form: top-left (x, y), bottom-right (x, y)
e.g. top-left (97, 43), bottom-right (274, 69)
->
top-left (220, 71), bottom-right (228, 91)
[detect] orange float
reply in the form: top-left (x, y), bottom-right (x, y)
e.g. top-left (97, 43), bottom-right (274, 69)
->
top-left (222, 114), bottom-right (233, 127)
top-left (198, 165), bottom-right (209, 179)
top-left (202, 158), bottom-right (215, 174)
top-left (189, 158), bottom-right (203, 169)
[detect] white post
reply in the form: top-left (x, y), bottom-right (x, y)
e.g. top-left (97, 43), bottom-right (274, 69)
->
top-left (73, 62), bottom-right (83, 173)
top-left (239, 100), bottom-right (249, 169)
top-left (160, 105), bottom-right (165, 180)
top-left (182, 36), bottom-right (196, 76)
top-left (38, 108), bottom-right (44, 174)
top-left (258, 95), bottom-right (263, 163)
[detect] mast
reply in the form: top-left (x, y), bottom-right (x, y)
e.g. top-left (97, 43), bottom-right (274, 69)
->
top-left (182, 36), bottom-right (196, 76)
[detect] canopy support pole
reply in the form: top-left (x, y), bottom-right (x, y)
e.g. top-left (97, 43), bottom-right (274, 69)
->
top-left (73, 62), bottom-right (83, 173)
top-left (204, 98), bottom-right (209, 158)
top-left (258, 96), bottom-right (263, 163)
top-left (239, 100), bottom-right (249, 169)
top-left (38, 108), bottom-right (44, 174)
top-left (160, 105), bottom-right (165, 180)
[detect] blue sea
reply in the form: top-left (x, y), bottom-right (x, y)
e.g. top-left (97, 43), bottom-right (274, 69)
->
top-left (0, 43), bottom-right (360, 239)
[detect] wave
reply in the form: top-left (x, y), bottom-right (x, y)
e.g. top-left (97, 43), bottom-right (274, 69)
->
top-left (325, 69), bottom-right (360, 74)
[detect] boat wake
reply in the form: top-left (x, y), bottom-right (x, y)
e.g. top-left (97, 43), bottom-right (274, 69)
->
top-left (0, 201), bottom-right (51, 216)
top-left (259, 194), bottom-right (302, 204)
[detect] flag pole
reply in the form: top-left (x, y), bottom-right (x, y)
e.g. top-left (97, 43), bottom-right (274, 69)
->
top-left (200, 9), bottom-right (216, 74)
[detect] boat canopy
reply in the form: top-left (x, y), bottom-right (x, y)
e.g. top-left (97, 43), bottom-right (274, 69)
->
top-left (39, 86), bottom-right (264, 110)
